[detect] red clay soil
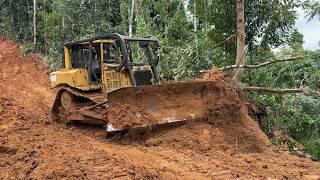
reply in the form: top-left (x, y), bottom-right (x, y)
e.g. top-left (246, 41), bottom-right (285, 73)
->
top-left (0, 39), bottom-right (320, 179)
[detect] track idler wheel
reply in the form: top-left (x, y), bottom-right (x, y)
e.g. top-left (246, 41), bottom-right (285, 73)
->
top-left (61, 91), bottom-right (76, 110)
top-left (54, 91), bottom-right (76, 124)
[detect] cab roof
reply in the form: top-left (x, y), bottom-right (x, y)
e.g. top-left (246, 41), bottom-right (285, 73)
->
top-left (64, 33), bottom-right (159, 47)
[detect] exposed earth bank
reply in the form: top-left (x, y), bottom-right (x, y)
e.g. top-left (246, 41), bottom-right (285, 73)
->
top-left (0, 39), bottom-right (319, 179)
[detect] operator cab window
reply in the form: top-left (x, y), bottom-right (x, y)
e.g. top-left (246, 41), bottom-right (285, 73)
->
top-left (70, 44), bottom-right (101, 82)
top-left (104, 43), bottom-right (121, 64)
top-left (126, 41), bottom-right (160, 66)
top-left (71, 46), bottom-right (88, 68)
top-left (71, 45), bottom-right (101, 68)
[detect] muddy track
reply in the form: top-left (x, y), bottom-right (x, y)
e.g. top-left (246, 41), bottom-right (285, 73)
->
top-left (0, 39), bottom-right (319, 179)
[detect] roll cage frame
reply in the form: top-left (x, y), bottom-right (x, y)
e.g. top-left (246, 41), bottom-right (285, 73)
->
top-left (64, 33), bottom-right (161, 86)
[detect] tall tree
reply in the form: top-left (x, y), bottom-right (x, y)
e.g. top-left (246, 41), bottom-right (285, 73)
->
top-left (193, 2), bottom-right (198, 57)
top-left (33, 0), bottom-right (37, 45)
top-left (128, 0), bottom-right (135, 37)
top-left (233, 0), bottom-right (245, 81)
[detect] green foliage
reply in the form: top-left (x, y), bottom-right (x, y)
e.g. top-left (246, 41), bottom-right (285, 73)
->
top-left (305, 139), bottom-right (320, 160)
top-left (303, 0), bottom-right (320, 21)
top-left (280, 95), bottom-right (320, 139)
top-left (288, 29), bottom-right (304, 52)
top-left (0, 0), bottom-right (33, 41)
top-left (0, 0), bottom-right (123, 66)
top-left (244, 48), bottom-right (320, 160)
top-left (0, 0), bottom-right (300, 79)
top-left (21, 44), bottom-right (35, 57)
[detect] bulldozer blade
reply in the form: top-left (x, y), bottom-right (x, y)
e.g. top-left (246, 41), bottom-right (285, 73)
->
top-left (106, 116), bottom-right (188, 132)
top-left (105, 80), bottom-right (219, 132)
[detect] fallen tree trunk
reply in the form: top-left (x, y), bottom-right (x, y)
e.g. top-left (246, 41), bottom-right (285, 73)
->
top-left (242, 86), bottom-right (320, 95)
top-left (200, 56), bottom-right (305, 73)
top-left (221, 56), bottom-right (305, 70)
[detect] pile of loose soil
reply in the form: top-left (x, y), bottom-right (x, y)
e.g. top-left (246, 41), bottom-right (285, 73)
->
top-left (111, 70), bottom-right (271, 154)
top-left (0, 39), bottom-right (319, 179)
top-left (0, 39), bottom-right (52, 124)
top-left (107, 65), bottom-right (270, 153)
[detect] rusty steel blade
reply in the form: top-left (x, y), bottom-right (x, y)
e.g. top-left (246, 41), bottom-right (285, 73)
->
top-left (105, 80), bottom-right (219, 132)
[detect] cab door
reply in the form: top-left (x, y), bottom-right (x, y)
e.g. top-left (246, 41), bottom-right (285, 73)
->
top-left (101, 42), bottom-right (131, 93)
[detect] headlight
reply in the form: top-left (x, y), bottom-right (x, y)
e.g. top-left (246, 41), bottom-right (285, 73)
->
top-left (50, 73), bottom-right (57, 82)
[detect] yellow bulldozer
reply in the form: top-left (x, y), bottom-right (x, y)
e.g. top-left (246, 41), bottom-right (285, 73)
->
top-left (50, 33), bottom-right (215, 133)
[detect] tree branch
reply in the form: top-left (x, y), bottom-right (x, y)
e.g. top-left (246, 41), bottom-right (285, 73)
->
top-left (242, 86), bottom-right (320, 95)
top-left (220, 56), bottom-right (305, 70)
top-left (212, 34), bottom-right (236, 49)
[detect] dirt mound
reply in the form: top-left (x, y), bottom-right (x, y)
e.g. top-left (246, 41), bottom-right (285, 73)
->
top-left (111, 73), bottom-right (270, 153)
top-left (200, 66), bottom-right (225, 81)
top-left (0, 39), bottom-right (52, 124)
top-left (1, 39), bottom-right (320, 179)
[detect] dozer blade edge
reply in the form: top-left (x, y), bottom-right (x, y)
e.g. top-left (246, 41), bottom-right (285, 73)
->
top-left (105, 80), bottom-right (219, 132)
top-left (106, 116), bottom-right (188, 132)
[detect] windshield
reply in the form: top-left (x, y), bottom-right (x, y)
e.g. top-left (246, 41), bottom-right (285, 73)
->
top-left (71, 44), bottom-right (100, 68)
top-left (125, 40), bottom-right (160, 66)
top-left (103, 43), bottom-right (121, 64)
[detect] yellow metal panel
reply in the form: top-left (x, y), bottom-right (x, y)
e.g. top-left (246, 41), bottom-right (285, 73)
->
top-left (105, 70), bottom-right (120, 92)
top-left (100, 43), bottom-right (106, 91)
top-left (120, 71), bottom-right (131, 88)
top-left (64, 47), bottom-right (72, 70)
top-left (102, 63), bottom-right (133, 93)
top-left (131, 65), bottom-right (153, 85)
top-left (93, 40), bottom-right (114, 43)
top-left (78, 40), bottom-right (114, 45)
top-left (50, 68), bottom-right (100, 91)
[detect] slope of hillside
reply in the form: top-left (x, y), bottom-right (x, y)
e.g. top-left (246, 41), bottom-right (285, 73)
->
top-left (0, 39), bottom-right (319, 179)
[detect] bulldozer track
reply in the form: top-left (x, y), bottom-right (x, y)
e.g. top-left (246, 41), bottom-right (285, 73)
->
top-left (61, 87), bottom-right (107, 104)
top-left (52, 87), bottom-right (107, 110)
top-left (52, 86), bottom-right (108, 124)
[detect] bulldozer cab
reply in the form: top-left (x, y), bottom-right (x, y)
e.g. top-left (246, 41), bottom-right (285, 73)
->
top-left (50, 33), bottom-right (161, 93)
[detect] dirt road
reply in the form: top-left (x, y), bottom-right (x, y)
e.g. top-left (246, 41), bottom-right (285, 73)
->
top-left (0, 39), bottom-right (319, 179)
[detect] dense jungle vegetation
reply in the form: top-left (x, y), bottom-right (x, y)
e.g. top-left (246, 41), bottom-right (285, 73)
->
top-left (0, 0), bottom-right (319, 159)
